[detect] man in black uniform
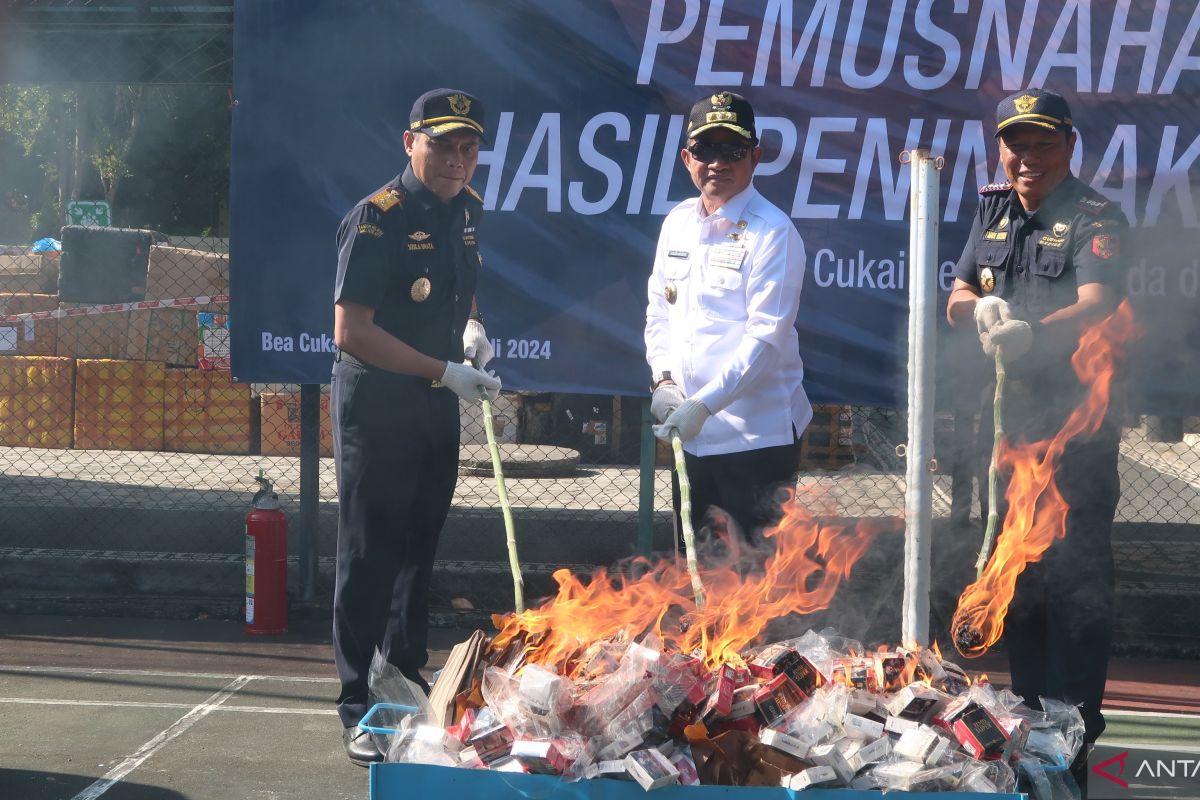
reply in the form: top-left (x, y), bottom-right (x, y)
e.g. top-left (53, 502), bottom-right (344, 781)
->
top-left (946, 88), bottom-right (1127, 795)
top-left (331, 88), bottom-right (500, 766)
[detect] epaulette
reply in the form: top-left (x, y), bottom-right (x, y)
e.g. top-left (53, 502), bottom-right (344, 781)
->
top-left (979, 181), bottom-right (1012, 195)
top-left (1076, 195), bottom-right (1110, 216)
top-left (368, 188), bottom-right (404, 213)
top-left (463, 184), bottom-right (483, 203)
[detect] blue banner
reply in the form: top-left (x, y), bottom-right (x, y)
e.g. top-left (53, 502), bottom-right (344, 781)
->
top-left (231, 1), bottom-right (1200, 412)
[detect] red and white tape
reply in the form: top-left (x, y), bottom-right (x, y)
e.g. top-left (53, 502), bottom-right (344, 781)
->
top-left (0, 294), bottom-right (231, 325)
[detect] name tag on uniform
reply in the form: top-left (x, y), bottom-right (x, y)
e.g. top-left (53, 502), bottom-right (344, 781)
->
top-left (668, 250), bottom-right (690, 259)
top-left (709, 242), bottom-right (745, 271)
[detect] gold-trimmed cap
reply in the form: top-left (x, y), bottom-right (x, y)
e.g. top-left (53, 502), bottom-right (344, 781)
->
top-left (409, 88), bottom-right (486, 140)
top-left (687, 91), bottom-right (756, 141)
top-left (995, 88), bottom-right (1073, 136)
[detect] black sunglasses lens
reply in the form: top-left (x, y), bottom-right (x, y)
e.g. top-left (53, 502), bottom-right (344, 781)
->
top-left (690, 142), bottom-right (748, 162)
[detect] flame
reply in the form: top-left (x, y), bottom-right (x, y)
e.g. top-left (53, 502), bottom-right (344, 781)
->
top-left (953, 302), bottom-right (1140, 657)
top-left (490, 488), bottom-right (890, 673)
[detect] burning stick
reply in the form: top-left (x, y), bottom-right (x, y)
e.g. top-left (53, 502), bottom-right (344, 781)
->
top-left (671, 430), bottom-right (707, 608)
top-left (975, 349), bottom-right (1006, 580)
top-left (475, 366), bottom-right (525, 613)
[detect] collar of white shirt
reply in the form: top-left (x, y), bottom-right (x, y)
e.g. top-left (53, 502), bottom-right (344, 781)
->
top-left (691, 183), bottom-right (758, 225)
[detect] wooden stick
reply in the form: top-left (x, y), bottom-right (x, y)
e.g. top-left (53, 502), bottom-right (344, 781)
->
top-left (478, 385), bottom-right (524, 613)
top-left (975, 348), bottom-right (1006, 579)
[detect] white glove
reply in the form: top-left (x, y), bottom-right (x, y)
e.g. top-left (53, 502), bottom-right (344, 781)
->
top-left (974, 295), bottom-right (1033, 361)
top-left (650, 382), bottom-right (686, 423)
top-left (462, 319), bottom-right (494, 369)
top-left (440, 361), bottom-right (501, 402)
top-left (986, 319), bottom-right (1033, 360)
top-left (653, 397), bottom-right (711, 442)
top-left (973, 295), bottom-right (1010, 337)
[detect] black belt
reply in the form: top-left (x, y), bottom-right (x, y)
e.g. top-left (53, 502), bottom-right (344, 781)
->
top-left (335, 349), bottom-right (447, 389)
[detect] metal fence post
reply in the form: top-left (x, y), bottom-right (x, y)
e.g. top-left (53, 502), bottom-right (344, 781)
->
top-left (299, 383), bottom-right (320, 601)
top-left (637, 398), bottom-right (655, 557)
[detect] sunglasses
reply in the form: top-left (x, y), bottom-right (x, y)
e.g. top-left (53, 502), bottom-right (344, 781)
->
top-left (687, 141), bottom-right (750, 163)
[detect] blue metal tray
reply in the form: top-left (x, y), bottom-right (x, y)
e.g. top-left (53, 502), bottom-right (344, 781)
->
top-left (369, 762), bottom-right (1026, 799)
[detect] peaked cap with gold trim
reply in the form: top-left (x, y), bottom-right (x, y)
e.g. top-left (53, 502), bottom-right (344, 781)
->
top-left (995, 88), bottom-right (1073, 137)
top-left (409, 88), bottom-right (487, 141)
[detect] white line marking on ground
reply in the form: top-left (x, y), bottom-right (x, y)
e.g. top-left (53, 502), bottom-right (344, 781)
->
top-left (70, 675), bottom-right (256, 800)
top-left (0, 664), bottom-right (336, 682)
top-left (1102, 740), bottom-right (1200, 753)
top-left (0, 696), bottom-right (333, 715)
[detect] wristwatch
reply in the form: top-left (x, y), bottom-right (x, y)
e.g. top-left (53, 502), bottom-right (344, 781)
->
top-left (651, 371), bottom-right (673, 390)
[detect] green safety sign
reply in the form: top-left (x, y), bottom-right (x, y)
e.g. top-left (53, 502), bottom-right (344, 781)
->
top-left (66, 201), bottom-right (111, 227)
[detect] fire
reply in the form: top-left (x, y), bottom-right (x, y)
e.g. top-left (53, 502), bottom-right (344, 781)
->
top-left (953, 302), bottom-right (1140, 657)
top-left (491, 487), bottom-right (890, 673)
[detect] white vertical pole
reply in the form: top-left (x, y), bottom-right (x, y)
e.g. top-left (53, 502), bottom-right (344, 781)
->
top-left (902, 150), bottom-right (941, 648)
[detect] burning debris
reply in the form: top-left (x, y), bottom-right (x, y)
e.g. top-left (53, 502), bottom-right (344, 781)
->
top-left (953, 303), bottom-right (1138, 660)
top-left (361, 485), bottom-right (1084, 795)
top-left (373, 626), bottom-right (1082, 795)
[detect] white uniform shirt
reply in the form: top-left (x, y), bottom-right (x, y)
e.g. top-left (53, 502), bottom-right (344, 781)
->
top-left (645, 183), bottom-right (812, 457)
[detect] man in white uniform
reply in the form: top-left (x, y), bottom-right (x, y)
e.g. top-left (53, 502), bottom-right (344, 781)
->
top-left (645, 91), bottom-right (812, 545)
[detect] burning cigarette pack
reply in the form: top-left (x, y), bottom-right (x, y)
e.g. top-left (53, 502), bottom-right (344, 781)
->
top-left (874, 651), bottom-right (907, 692)
top-left (931, 694), bottom-right (973, 731)
top-left (701, 664), bottom-right (747, 720)
top-left (784, 765), bottom-right (838, 790)
top-left (842, 711), bottom-right (885, 740)
top-left (893, 726), bottom-right (951, 766)
top-left (845, 735), bottom-right (891, 772)
top-left (518, 663), bottom-right (568, 717)
top-left (753, 673), bottom-right (808, 727)
top-left (952, 703), bottom-right (1008, 759)
top-left (749, 644), bottom-right (825, 695)
top-left (623, 747), bottom-right (680, 791)
top-left (465, 719), bottom-right (514, 764)
top-left (510, 738), bottom-right (572, 774)
top-left (887, 682), bottom-right (948, 722)
top-left (583, 759), bottom-right (633, 781)
top-left (728, 683), bottom-right (760, 719)
top-left (759, 727), bottom-right (815, 760)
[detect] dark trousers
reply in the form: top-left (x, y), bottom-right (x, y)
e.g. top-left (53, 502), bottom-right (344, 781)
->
top-left (978, 401), bottom-right (1120, 747)
top-left (331, 357), bottom-right (459, 728)
top-left (670, 438), bottom-right (800, 547)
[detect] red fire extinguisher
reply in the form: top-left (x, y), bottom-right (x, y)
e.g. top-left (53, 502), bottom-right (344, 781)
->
top-left (245, 471), bottom-right (288, 635)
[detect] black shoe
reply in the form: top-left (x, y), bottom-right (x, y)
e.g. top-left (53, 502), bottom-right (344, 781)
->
top-left (343, 725), bottom-right (383, 767)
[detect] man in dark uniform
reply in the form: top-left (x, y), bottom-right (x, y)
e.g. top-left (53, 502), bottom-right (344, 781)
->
top-left (946, 88), bottom-right (1127, 795)
top-left (331, 88), bottom-right (500, 766)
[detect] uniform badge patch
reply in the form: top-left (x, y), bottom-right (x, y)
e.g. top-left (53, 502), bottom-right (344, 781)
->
top-left (411, 277), bottom-right (432, 302)
top-left (664, 282), bottom-right (678, 304)
top-left (997, 216), bottom-right (1008, 229)
top-left (1052, 221), bottom-right (1069, 237)
top-left (409, 230), bottom-right (431, 241)
top-left (980, 267), bottom-right (996, 293)
top-left (1014, 95), bottom-right (1037, 114)
top-left (357, 223), bottom-right (384, 238)
top-left (448, 93), bottom-right (471, 115)
top-left (1092, 234), bottom-right (1118, 259)
top-left (983, 229), bottom-right (1008, 241)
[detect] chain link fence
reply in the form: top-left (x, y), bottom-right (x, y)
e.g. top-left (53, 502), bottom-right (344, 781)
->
top-left (2, 67), bottom-right (1198, 654)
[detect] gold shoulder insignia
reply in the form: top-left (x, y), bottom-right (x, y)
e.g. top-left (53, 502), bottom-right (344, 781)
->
top-left (368, 188), bottom-right (403, 213)
top-left (1077, 195), bottom-right (1110, 216)
top-left (979, 181), bottom-right (1012, 195)
top-left (463, 185), bottom-right (482, 202)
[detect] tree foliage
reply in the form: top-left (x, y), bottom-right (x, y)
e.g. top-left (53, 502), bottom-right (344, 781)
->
top-left (0, 83), bottom-right (230, 244)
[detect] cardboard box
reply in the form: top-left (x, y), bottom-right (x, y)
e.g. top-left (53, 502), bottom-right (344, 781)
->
top-left (164, 369), bottom-right (255, 454)
top-left (0, 293), bottom-right (58, 356)
top-left (0, 355), bottom-right (74, 448)
top-left (259, 391), bottom-right (333, 457)
top-left (74, 359), bottom-right (165, 451)
top-left (197, 310), bottom-right (231, 370)
top-left (57, 305), bottom-right (199, 366)
top-left (0, 253), bottom-right (59, 294)
top-left (145, 245), bottom-right (229, 304)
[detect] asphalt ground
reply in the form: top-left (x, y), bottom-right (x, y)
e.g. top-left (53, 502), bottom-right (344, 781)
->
top-left (0, 615), bottom-right (1197, 800)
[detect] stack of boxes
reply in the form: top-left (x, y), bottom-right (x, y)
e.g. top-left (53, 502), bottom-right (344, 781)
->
top-left (0, 240), bottom-right (280, 455)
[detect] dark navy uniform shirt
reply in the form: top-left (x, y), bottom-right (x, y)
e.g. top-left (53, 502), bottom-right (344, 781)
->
top-left (953, 174), bottom-right (1126, 322)
top-left (954, 175), bottom-right (1128, 440)
top-left (334, 164), bottom-right (482, 365)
